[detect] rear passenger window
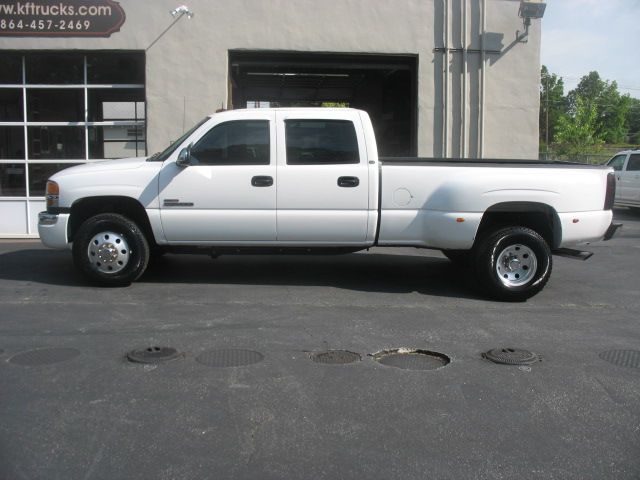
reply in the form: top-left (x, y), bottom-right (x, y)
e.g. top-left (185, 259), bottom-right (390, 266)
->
top-left (190, 120), bottom-right (269, 165)
top-left (608, 154), bottom-right (626, 171)
top-left (285, 120), bottom-right (359, 165)
top-left (627, 154), bottom-right (640, 171)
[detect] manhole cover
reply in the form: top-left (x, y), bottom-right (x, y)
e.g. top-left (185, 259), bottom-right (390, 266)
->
top-left (483, 348), bottom-right (540, 365)
top-left (196, 349), bottom-right (264, 368)
top-left (599, 350), bottom-right (640, 368)
top-left (9, 347), bottom-right (80, 366)
top-left (310, 350), bottom-right (360, 365)
top-left (126, 346), bottom-right (181, 364)
top-left (372, 348), bottom-right (450, 370)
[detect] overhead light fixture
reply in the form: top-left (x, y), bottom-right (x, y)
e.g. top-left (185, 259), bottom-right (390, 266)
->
top-left (170, 5), bottom-right (194, 19)
top-left (517, 0), bottom-right (546, 42)
top-left (519, 0), bottom-right (546, 20)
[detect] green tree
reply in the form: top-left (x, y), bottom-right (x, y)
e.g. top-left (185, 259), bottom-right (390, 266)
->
top-left (539, 65), bottom-right (566, 147)
top-left (567, 71), bottom-right (631, 144)
top-left (555, 95), bottom-right (604, 157)
top-left (627, 98), bottom-right (640, 144)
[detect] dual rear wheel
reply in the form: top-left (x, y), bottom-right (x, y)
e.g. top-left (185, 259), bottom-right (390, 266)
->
top-left (445, 226), bottom-right (552, 301)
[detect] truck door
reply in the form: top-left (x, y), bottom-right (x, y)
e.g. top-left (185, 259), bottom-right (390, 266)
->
top-left (158, 112), bottom-right (277, 242)
top-left (275, 110), bottom-right (370, 244)
top-left (609, 153), bottom-right (628, 202)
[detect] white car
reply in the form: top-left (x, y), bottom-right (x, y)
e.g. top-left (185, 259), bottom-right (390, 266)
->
top-left (607, 150), bottom-right (640, 210)
top-left (39, 108), bottom-right (619, 300)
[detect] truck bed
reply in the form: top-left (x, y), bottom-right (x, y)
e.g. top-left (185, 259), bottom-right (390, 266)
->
top-left (380, 157), bottom-right (610, 169)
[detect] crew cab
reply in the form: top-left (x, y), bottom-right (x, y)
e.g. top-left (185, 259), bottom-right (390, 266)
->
top-left (39, 108), bottom-right (619, 300)
top-left (607, 150), bottom-right (640, 209)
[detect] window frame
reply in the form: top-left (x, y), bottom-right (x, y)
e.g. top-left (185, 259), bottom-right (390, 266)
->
top-left (284, 118), bottom-right (361, 166)
top-left (0, 51), bottom-right (146, 202)
top-left (189, 119), bottom-right (271, 166)
top-left (607, 154), bottom-right (627, 172)
top-left (626, 154), bottom-right (640, 172)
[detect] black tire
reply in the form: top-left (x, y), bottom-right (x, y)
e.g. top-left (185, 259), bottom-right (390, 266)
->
top-left (473, 226), bottom-right (552, 301)
top-left (72, 213), bottom-right (150, 286)
top-left (442, 249), bottom-right (472, 267)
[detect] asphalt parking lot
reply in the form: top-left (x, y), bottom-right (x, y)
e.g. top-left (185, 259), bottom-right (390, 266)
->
top-left (1, 209), bottom-right (639, 480)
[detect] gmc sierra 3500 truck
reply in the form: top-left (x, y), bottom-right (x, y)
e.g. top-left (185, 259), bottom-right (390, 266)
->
top-left (38, 108), bottom-right (620, 300)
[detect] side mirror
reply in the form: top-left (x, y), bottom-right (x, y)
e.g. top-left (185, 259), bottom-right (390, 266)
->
top-left (176, 145), bottom-right (193, 167)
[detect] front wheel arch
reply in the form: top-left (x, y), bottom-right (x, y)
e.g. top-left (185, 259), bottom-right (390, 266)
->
top-left (68, 196), bottom-right (157, 247)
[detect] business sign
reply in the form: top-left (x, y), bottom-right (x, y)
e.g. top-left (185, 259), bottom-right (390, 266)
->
top-left (0, 0), bottom-right (125, 37)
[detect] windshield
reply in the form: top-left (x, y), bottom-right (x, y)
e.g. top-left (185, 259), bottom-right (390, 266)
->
top-left (147, 117), bottom-right (209, 162)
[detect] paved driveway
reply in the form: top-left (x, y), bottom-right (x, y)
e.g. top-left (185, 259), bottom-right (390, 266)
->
top-left (1, 209), bottom-right (639, 479)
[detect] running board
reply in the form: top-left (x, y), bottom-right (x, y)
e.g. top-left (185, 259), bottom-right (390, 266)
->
top-left (552, 248), bottom-right (593, 261)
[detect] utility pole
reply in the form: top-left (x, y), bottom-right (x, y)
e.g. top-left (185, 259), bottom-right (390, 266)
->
top-left (545, 75), bottom-right (549, 160)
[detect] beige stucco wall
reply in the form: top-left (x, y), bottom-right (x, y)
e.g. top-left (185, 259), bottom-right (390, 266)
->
top-left (0, 0), bottom-right (541, 159)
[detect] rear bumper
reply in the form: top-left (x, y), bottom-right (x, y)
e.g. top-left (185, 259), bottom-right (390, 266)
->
top-left (38, 211), bottom-right (71, 249)
top-left (603, 222), bottom-right (622, 241)
top-left (558, 210), bottom-right (613, 247)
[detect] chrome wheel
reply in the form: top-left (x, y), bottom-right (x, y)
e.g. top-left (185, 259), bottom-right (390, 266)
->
top-left (495, 244), bottom-right (537, 287)
top-left (87, 231), bottom-right (130, 274)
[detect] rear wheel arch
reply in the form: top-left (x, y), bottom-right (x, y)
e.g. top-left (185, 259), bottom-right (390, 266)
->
top-left (473, 202), bottom-right (561, 249)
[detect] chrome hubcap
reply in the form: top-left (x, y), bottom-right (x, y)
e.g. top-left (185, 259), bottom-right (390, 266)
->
top-left (496, 244), bottom-right (537, 287)
top-left (88, 231), bottom-right (130, 274)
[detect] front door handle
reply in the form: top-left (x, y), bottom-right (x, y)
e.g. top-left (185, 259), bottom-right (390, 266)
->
top-left (337, 176), bottom-right (359, 188)
top-left (251, 176), bottom-right (273, 187)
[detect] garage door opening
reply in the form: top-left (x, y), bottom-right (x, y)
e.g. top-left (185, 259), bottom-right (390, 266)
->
top-left (229, 51), bottom-right (417, 157)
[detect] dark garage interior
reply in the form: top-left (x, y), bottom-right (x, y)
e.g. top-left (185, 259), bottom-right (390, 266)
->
top-left (228, 51), bottom-right (417, 157)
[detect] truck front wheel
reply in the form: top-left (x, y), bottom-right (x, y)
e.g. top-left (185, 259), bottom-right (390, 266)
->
top-left (473, 226), bottom-right (552, 301)
top-left (72, 213), bottom-right (150, 286)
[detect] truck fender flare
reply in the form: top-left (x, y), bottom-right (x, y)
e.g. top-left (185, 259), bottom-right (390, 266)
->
top-left (474, 201), bottom-right (562, 249)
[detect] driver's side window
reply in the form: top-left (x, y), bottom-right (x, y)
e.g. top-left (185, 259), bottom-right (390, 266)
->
top-left (190, 120), bottom-right (270, 165)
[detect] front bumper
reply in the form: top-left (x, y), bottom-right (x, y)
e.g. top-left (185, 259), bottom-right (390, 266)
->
top-left (38, 211), bottom-right (71, 249)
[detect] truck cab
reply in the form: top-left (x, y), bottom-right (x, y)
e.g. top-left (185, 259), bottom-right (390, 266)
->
top-left (155, 108), bottom-right (377, 246)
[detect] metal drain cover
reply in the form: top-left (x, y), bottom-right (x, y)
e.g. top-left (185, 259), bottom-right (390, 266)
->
top-left (483, 348), bottom-right (540, 365)
top-left (9, 347), bottom-right (80, 366)
top-left (599, 350), bottom-right (640, 368)
top-left (372, 349), bottom-right (450, 370)
top-left (127, 346), bottom-right (180, 364)
top-left (310, 350), bottom-right (360, 365)
top-left (196, 349), bottom-right (264, 368)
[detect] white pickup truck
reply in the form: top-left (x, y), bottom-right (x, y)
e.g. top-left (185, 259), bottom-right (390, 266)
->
top-left (39, 108), bottom-right (619, 300)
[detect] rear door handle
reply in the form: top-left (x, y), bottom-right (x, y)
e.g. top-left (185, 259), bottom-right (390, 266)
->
top-left (251, 176), bottom-right (273, 187)
top-left (337, 176), bottom-right (359, 188)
